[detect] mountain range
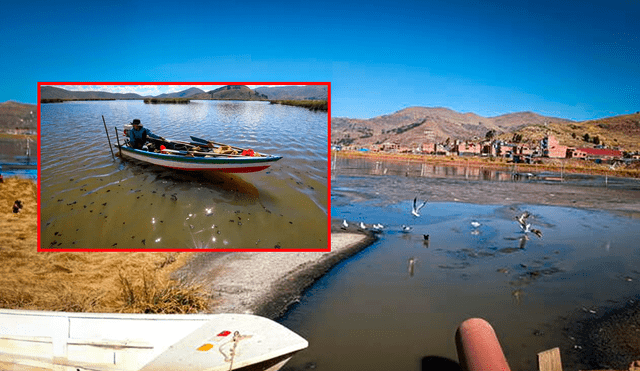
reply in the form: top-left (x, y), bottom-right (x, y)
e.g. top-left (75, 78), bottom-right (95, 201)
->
top-left (255, 85), bottom-right (328, 100)
top-left (40, 85), bottom-right (328, 101)
top-left (189, 85), bottom-right (267, 100)
top-left (332, 107), bottom-right (640, 152)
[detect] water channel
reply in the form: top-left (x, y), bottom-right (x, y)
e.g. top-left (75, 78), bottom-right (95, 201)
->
top-left (279, 156), bottom-right (640, 371)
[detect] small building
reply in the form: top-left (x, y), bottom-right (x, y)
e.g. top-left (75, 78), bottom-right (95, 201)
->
top-left (456, 142), bottom-right (482, 156)
top-left (567, 147), bottom-right (623, 160)
top-left (435, 143), bottom-right (451, 156)
top-left (421, 142), bottom-right (436, 154)
top-left (381, 142), bottom-right (400, 152)
top-left (515, 144), bottom-right (536, 156)
top-left (543, 135), bottom-right (569, 158)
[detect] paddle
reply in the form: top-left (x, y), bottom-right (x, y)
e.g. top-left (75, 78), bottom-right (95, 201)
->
top-left (160, 148), bottom-right (246, 157)
top-left (190, 136), bottom-right (265, 157)
top-left (152, 138), bottom-right (215, 153)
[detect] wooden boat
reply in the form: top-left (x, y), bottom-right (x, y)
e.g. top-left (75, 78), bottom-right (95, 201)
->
top-left (115, 131), bottom-right (282, 173)
top-left (0, 309), bottom-right (308, 371)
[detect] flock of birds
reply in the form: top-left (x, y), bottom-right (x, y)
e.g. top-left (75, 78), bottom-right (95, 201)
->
top-left (340, 196), bottom-right (544, 246)
top-left (341, 196), bottom-right (545, 277)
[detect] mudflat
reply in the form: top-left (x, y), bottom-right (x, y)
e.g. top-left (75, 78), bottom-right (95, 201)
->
top-left (173, 230), bottom-right (375, 319)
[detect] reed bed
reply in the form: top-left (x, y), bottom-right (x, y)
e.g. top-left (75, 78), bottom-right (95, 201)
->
top-left (143, 98), bottom-right (190, 104)
top-left (270, 100), bottom-right (327, 111)
top-left (0, 177), bottom-right (210, 313)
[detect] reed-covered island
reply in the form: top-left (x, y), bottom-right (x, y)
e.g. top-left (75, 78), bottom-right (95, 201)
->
top-left (270, 99), bottom-right (328, 111)
top-left (143, 98), bottom-right (190, 104)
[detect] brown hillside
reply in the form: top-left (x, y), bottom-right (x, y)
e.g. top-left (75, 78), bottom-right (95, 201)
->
top-left (191, 85), bottom-right (267, 101)
top-left (0, 101), bottom-right (37, 132)
top-left (255, 85), bottom-right (328, 100)
top-left (499, 113), bottom-right (640, 152)
top-left (332, 106), bottom-right (572, 148)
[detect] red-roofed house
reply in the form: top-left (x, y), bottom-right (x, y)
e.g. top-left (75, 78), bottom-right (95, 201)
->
top-left (567, 148), bottom-right (623, 160)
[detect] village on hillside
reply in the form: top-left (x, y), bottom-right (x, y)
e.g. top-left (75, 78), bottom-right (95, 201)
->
top-left (332, 133), bottom-right (640, 164)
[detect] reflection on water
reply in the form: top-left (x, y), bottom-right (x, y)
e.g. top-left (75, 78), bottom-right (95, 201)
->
top-left (334, 157), bottom-right (640, 190)
top-left (40, 100), bottom-right (328, 249)
top-left (280, 157), bottom-right (640, 371)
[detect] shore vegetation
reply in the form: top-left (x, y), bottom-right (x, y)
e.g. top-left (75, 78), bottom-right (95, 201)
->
top-left (143, 98), bottom-right (190, 104)
top-left (0, 177), bottom-right (210, 313)
top-left (270, 99), bottom-right (327, 111)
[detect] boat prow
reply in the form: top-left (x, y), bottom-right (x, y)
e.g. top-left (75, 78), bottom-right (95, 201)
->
top-left (0, 309), bottom-right (308, 371)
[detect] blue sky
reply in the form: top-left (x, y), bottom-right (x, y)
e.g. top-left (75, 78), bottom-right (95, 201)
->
top-left (1, 0), bottom-right (638, 120)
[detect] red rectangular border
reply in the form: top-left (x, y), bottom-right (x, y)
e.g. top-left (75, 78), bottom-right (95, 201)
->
top-left (37, 82), bottom-right (331, 252)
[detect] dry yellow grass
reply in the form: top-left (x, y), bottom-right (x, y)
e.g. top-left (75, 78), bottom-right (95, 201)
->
top-left (0, 177), bottom-right (209, 313)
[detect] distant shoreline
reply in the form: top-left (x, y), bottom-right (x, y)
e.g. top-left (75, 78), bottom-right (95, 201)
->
top-left (334, 150), bottom-right (640, 178)
top-left (39, 97), bottom-right (328, 111)
top-left (269, 100), bottom-right (328, 112)
top-left (40, 98), bottom-right (118, 103)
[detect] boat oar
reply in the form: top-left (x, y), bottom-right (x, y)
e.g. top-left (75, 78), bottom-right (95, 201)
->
top-left (102, 115), bottom-right (115, 160)
top-left (160, 148), bottom-right (247, 157)
top-left (114, 127), bottom-right (122, 158)
top-left (161, 138), bottom-right (211, 151)
top-left (190, 136), bottom-right (265, 156)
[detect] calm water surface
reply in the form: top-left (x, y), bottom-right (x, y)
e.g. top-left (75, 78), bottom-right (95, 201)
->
top-left (40, 100), bottom-right (328, 249)
top-left (279, 157), bottom-right (640, 371)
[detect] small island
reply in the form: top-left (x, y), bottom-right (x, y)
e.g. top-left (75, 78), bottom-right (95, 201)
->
top-left (270, 99), bottom-right (327, 112)
top-left (143, 98), bottom-right (190, 104)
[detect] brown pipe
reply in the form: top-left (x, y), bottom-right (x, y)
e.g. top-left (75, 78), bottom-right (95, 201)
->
top-left (455, 318), bottom-right (511, 371)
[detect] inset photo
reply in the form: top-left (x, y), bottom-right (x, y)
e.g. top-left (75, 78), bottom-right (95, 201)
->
top-left (38, 83), bottom-right (329, 251)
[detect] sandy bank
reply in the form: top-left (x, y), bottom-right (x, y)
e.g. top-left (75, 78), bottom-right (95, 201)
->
top-left (174, 227), bottom-right (377, 320)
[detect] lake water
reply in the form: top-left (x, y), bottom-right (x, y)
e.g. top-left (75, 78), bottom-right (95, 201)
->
top-left (279, 156), bottom-right (640, 371)
top-left (40, 100), bottom-right (328, 249)
top-left (0, 138), bottom-right (37, 180)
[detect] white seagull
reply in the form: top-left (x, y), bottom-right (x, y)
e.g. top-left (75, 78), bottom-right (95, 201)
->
top-left (401, 225), bottom-right (412, 233)
top-left (412, 197), bottom-right (428, 217)
top-left (359, 222), bottom-right (367, 230)
top-left (515, 211), bottom-right (542, 238)
top-left (341, 219), bottom-right (348, 230)
top-left (372, 223), bottom-right (384, 230)
top-left (515, 211), bottom-right (530, 227)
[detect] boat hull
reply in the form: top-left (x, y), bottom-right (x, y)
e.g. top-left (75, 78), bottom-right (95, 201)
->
top-left (0, 309), bottom-right (307, 371)
top-left (117, 146), bottom-right (281, 173)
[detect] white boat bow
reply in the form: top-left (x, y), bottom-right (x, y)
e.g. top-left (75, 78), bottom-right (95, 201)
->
top-left (0, 309), bottom-right (307, 371)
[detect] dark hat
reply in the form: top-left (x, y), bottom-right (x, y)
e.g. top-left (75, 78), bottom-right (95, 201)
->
top-left (132, 119), bottom-right (141, 125)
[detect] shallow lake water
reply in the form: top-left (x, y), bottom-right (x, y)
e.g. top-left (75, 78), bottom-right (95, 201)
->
top-left (40, 100), bottom-right (328, 249)
top-left (279, 156), bottom-right (640, 371)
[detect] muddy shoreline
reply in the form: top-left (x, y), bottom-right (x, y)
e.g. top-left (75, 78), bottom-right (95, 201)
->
top-left (335, 150), bottom-right (640, 179)
top-left (173, 223), bottom-right (377, 320)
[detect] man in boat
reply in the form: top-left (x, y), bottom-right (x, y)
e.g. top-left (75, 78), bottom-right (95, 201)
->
top-left (128, 119), bottom-right (165, 150)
